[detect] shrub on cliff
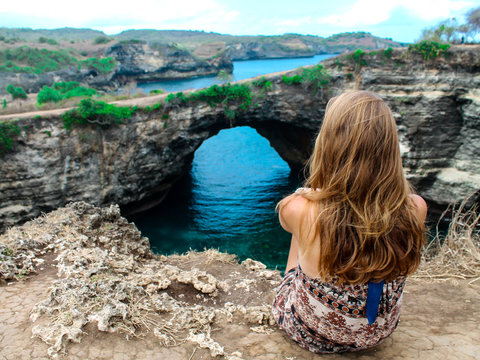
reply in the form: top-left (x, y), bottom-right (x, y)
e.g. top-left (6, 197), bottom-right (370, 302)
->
top-left (38, 37), bottom-right (58, 45)
top-left (0, 46), bottom-right (77, 73)
top-left (189, 83), bottom-right (252, 110)
top-left (408, 41), bottom-right (450, 60)
top-left (93, 36), bottom-right (111, 45)
top-left (282, 65), bottom-right (331, 93)
top-left (62, 99), bottom-right (132, 130)
top-left (348, 49), bottom-right (368, 67)
top-left (6, 84), bottom-right (27, 100)
top-left (80, 57), bottom-right (116, 74)
top-left (0, 47), bottom-right (116, 75)
top-left (0, 120), bottom-right (21, 157)
top-left (37, 82), bottom-right (98, 104)
top-left (252, 76), bottom-right (272, 91)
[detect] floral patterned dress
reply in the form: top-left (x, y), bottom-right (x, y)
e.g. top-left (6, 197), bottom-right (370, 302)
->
top-left (272, 264), bottom-right (406, 353)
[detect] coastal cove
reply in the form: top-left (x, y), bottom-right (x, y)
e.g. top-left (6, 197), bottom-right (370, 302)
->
top-left (137, 54), bottom-right (335, 93)
top-left (132, 55), bottom-right (335, 269)
top-left (1, 46), bottom-right (479, 259)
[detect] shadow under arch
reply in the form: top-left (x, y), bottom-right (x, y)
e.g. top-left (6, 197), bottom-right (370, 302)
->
top-left (128, 125), bottom-right (301, 269)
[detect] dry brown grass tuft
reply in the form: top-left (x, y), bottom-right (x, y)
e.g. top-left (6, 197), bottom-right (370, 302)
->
top-left (414, 196), bottom-right (480, 285)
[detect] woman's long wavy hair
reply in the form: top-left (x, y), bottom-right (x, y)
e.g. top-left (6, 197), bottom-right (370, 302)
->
top-left (278, 90), bottom-right (426, 284)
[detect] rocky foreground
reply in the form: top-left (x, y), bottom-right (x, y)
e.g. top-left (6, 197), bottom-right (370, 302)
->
top-left (0, 203), bottom-right (479, 359)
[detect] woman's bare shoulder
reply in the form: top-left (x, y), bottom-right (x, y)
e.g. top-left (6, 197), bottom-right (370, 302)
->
top-left (408, 194), bottom-right (427, 222)
top-left (278, 193), bottom-right (309, 234)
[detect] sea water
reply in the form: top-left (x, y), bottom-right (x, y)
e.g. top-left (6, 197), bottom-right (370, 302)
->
top-left (131, 55), bottom-right (336, 269)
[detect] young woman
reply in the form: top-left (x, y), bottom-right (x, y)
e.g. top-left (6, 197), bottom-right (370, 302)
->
top-left (272, 90), bottom-right (427, 353)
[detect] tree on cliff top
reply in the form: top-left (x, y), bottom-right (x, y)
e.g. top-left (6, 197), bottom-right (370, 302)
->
top-left (467, 7), bottom-right (480, 36)
top-left (419, 6), bottom-right (480, 43)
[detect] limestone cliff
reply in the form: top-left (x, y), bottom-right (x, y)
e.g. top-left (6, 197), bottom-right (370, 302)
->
top-left (0, 46), bottom-right (479, 231)
top-left (224, 41), bottom-right (315, 60)
top-left (105, 43), bottom-right (233, 82)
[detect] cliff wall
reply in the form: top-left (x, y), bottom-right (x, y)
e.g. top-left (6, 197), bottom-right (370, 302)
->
top-left (0, 46), bottom-right (479, 231)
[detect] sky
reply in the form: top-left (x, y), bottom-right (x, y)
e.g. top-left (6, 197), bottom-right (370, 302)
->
top-left (1, 0), bottom-right (479, 43)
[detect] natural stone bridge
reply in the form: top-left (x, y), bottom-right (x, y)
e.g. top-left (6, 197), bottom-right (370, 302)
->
top-left (1, 45), bottom-right (479, 231)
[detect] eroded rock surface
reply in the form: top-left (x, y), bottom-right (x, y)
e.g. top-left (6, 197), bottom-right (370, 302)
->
top-left (106, 42), bottom-right (233, 83)
top-left (0, 202), bottom-right (280, 359)
top-left (0, 203), bottom-right (479, 360)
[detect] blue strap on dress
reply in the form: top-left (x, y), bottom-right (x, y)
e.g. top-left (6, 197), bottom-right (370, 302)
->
top-left (366, 280), bottom-right (385, 325)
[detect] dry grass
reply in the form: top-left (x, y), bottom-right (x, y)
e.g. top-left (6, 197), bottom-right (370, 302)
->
top-left (414, 196), bottom-right (480, 285)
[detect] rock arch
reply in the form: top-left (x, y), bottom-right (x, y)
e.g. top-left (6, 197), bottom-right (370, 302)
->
top-left (1, 46), bottom-right (480, 231)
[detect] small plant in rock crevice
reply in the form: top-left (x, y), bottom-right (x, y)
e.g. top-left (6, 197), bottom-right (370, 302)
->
top-left (0, 119), bottom-right (21, 157)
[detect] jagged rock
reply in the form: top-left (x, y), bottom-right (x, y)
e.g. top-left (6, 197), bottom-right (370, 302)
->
top-left (0, 203), bottom-right (282, 358)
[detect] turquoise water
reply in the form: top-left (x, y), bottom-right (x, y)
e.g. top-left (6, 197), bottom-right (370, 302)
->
top-left (131, 55), bottom-right (336, 269)
top-left (130, 127), bottom-right (300, 269)
top-left (137, 54), bottom-right (335, 93)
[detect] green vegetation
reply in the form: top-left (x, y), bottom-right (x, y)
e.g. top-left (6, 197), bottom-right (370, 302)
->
top-left (282, 65), bottom-right (332, 93)
top-left (62, 99), bottom-right (133, 130)
top-left (0, 46), bottom-right (116, 74)
top-left (144, 103), bottom-right (163, 112)
top-left (162, 83), bottom-right (253, 120)
top-left (0, 120), bottom-right (21, 157)
top-left (216, 69), bottom-right (233, 82)
top-left (420, 6), bottom-right (479, 43)
top-left (6, 84), bottom-right (27, 100)
top-left (382, 47), bottom-right (393, 59)
top-left (119, 39), bottom-right (146, 45)
top-left (408, 41), bottom-right (450, 60)
top-left (348, 49), bottom-right (367, 67)
top-left (189, 83), bottom-right (252, 110)
top-left (0, 46), bottom-right (77, 73)
top-left (38, 37), bottom-right (58, 45)
top-left (93, 36), bottom-right (111, 45)
top-left (165, 92), bottom-right (188, 103)
top-left (334, 58), bottom-right (344, 70)
top-left (2, 99), bottom-right (6, 108)
top-left (81, 57), bottom-right (116, 74)
top-left (282, 74), bottom-right (302, 85)
top-left (300, 65), bottom-right (332, 93)
top-left (149, 89), bottom-right (164, 95)
top-left (251, 76), bottom-right (272, 91)
top-left (37, 82), bottom-right (98, 104)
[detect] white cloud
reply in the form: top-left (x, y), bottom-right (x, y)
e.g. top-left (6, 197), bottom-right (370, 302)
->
top-left (0, 0), bottom-right (239, 32)
top-left (318, 0), bottom-right (474, 26)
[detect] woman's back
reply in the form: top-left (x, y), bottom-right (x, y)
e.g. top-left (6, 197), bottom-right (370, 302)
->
top-left (272, 91), bottom-right (427, 354)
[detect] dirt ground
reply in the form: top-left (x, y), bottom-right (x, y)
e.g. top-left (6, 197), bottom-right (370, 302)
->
top-left (1, 259), bottom-right (479, 360)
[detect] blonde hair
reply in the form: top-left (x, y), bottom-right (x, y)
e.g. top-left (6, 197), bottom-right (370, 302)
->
top-left (278, 90), bottom-right (425, 284)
